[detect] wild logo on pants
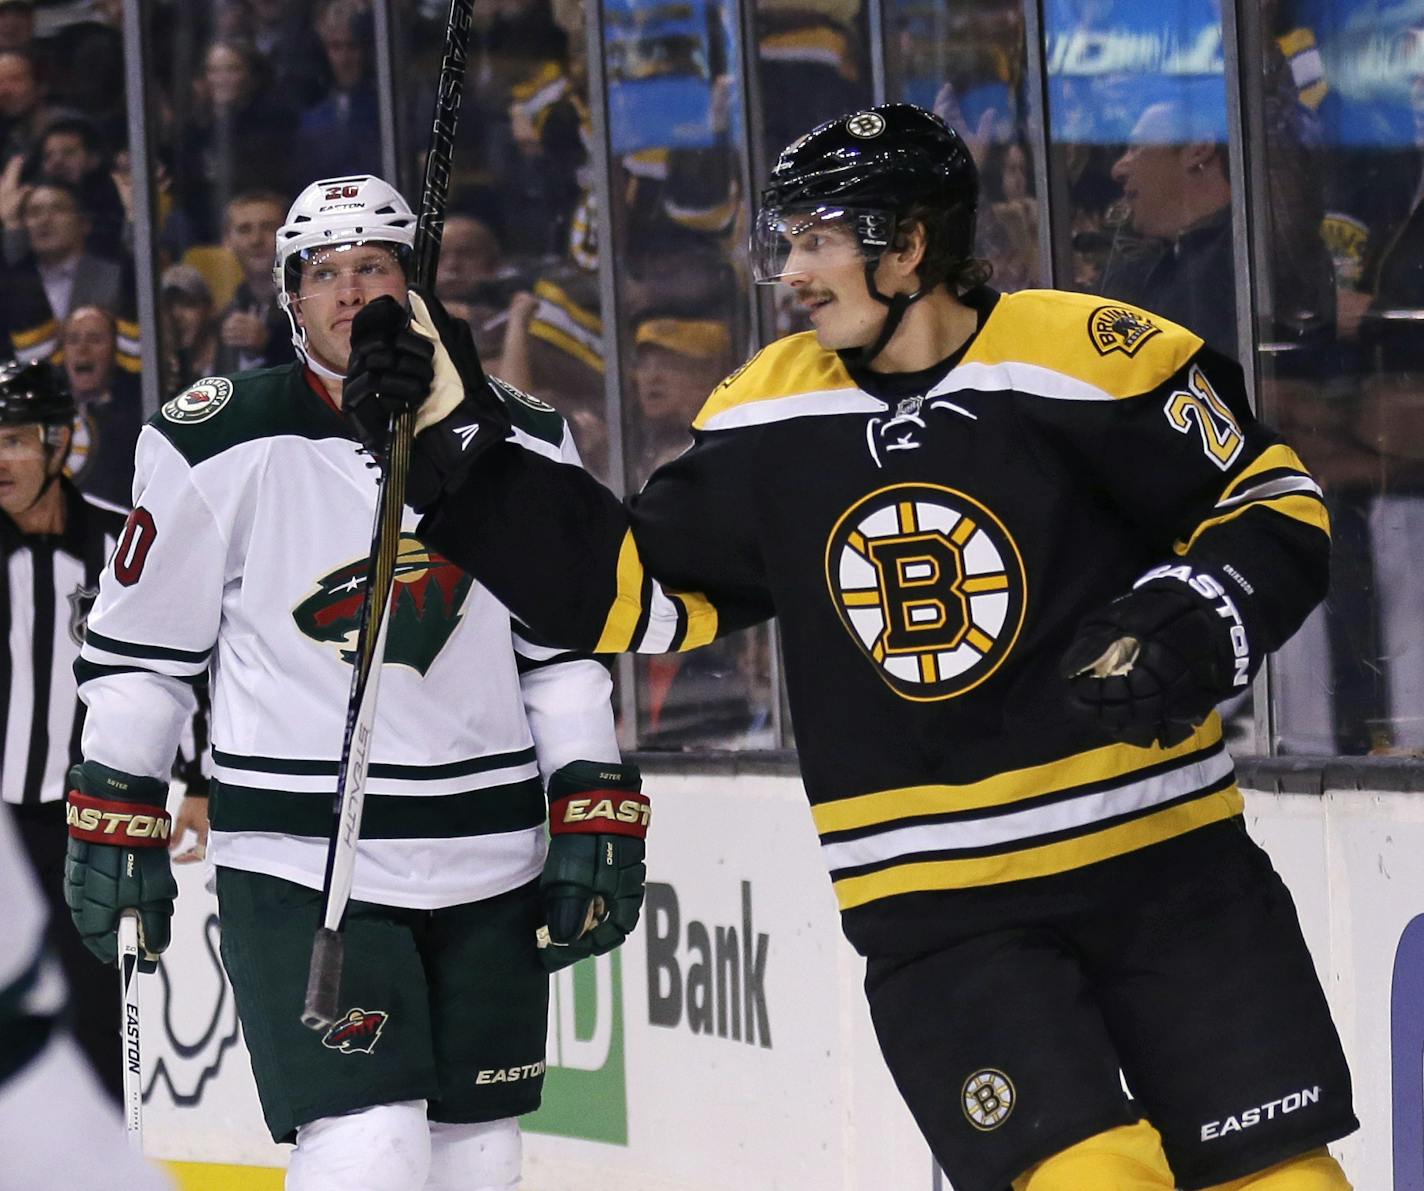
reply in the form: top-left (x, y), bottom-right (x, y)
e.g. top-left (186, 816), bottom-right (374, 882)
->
top-left (322, 1008), bottom-right (389, 1055)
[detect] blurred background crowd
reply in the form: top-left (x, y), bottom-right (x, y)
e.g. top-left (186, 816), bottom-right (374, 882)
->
top-left (3, 0), bottom-right (1422, 759)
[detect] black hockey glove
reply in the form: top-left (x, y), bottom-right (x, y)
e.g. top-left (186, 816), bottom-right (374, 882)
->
top-left (64, 762), bottom-right (177, 972)
top-left (1061, 563), bottom-right (1253, 749)
top-left (403, 287), bottom-right (513, 512)
top-left (537, 760), bottom-right (648, 973)
top-left (341, 296), bottom-right (436, 456)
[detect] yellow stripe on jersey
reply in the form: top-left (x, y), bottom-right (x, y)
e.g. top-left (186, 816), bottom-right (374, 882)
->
top-left (595, 531), bottom-right (647, 652)
top-left (673, 589), bottom-right (719, 650)
top-left (812, 716), bottom-right (1221, 834)
top-left (962, 290), bottom-right (1204, 400)
top-left (693, 332), bottom-right (857, 429)
top-left (1219, 442), bottom-right (1310, 501)
top-left (1175, 492), bottom-right (1331, 555)
top-left (832, 786), bottom-right (1244, 910)
top-left (12, 317), bottom-right (58, 352)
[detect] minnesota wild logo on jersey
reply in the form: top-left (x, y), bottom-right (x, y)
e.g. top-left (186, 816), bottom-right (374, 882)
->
top-left (293, 533), bottom-right (473, 675)
top-left (824, 482), bottom-right (1027, 701)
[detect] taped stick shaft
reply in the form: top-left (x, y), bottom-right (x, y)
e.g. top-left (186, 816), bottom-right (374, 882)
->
top-left (302, 927), bottom-right (346, 1031)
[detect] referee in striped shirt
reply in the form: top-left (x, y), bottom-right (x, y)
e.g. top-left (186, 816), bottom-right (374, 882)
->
top-left (0, 358), bottom-right (206, 1102)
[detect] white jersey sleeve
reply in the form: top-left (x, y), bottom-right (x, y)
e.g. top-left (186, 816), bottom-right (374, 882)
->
top-left (78, 426), bottom-right (225, 778)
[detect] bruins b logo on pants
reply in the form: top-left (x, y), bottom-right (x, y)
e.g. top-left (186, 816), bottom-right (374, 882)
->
top-left (824, 483), bottom-right (1027, 701)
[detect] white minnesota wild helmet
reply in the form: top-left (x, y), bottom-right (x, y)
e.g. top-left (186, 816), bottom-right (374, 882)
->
top-left (273, 174), bottom-right (418, 376)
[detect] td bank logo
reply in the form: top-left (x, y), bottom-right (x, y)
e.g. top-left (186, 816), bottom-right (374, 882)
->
top-left (525, 951), bottom-right (629, 1144)
top-left (646, 880), bottom-right (771, 1048)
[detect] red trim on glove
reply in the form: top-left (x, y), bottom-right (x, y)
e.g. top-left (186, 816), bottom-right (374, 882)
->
top-left (548, 790), bottom-right (651, 838)
top-left (66, 789), bottom-right (172, 846)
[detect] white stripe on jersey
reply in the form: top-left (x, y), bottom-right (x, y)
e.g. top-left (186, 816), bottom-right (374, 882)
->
top-left (819, 747), bottom-right (1235, 872)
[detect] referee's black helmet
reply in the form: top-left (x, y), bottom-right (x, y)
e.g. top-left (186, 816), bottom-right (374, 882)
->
top-left (0, 359), bottom-right (75, 429)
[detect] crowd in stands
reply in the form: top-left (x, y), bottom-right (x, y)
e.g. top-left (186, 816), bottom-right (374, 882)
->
top-left (5, 0), bottom-right (1418, 755)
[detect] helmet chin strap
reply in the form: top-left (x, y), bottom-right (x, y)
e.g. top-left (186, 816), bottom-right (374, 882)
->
top-left (17, 441), bottom-right (66, 518)
top-left (280, 292), bottom-right (347, 382)
top-left (847, 259), bottom-right (927, 368)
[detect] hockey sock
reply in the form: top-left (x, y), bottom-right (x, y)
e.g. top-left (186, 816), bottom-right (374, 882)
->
top-left (287, 1100), bottom-right (431, 1191)
top-left (1199, 1148), bottom-right (1351, 1191)
top-left (425, 1117), bottom-right (521, 1191)
top-left (1012, 1119), bottom-right (1175, 1191)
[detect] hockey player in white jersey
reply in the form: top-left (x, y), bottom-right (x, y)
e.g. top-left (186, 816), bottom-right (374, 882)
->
top-left (0, 803), bottom-right (174, 1189)
top-left (63, 175), bottom-right (649, 1191)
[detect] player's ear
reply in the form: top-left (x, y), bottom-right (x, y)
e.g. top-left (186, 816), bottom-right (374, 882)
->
top-left (888, 220), bottom-right (928, 283)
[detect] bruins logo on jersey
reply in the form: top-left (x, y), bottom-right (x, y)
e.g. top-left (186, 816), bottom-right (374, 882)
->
top-left (824, 483), bottom-right (1026, 702)
top-left (1089, 305), bottom-right (1161, 357)
top-left (962, 1069), bottom-right (1015, 1131)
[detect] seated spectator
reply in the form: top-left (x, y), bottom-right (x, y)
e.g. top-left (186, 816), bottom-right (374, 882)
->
top-left (1, 179), bottom-right (123, 362)
top-left (629, 310), bottom-right (734, 483)
top-left (60, 304), bottom-right (141, 507)
top-left (294, 0), bottom-right (380, 181)
top-left (0, 1), bottom-right (31, 54)
top-left (0, 48), bottom-right (55, 165)
top-left (35, 0), bottom-right (125, 146)
top-left (435, 211), bottom-right (509, 334)
top-left (176, 39), bottom-right (294, 242)
top-left (1098, 100), bottom-right (1239, 356)
top-left (214, 189), bottom-right (289, 373)
top-left (977, 137), bottom-right (1038, 293)
top-left (19, 116), bottom-right (125, 260)
top-left (161, 263), bottom-right (219, 390)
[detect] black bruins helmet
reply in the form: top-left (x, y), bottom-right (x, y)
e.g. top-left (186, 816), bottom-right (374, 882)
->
top-left (0, 358), bottom-right (74, 438)
top-left (751, 104), bottom-right (979, 286)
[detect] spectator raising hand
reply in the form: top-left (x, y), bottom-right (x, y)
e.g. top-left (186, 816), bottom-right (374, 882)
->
top-left (0, 149), bottom-right (28, 230)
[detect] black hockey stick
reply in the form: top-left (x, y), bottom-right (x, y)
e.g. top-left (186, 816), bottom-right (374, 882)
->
top-left (303, 0), bottom-right (475, 1031)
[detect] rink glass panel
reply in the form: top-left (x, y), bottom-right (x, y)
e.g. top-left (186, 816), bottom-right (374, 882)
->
top-left (104, 0), bottom-right (1424, 764)
top-left (598, 0), bottom-right (779, 751)
top-left (883, 0), bottom-right (1041, 293)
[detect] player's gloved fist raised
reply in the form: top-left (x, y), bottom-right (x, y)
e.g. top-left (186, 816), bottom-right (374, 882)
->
top-left (1062, 564), bottom-right (1253, 749)
top-left (403, 286), bottom-right (512, 511)
top-left (341, 296), bottom-right (436, 456)
top-left (538, 760), bottom-right (648, 973)
top-left (64, 762), bottom-right (177, 972)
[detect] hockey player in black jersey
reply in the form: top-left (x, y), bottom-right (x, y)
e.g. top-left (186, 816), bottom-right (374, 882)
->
top-left (345, 105), bottom-right (1355, 1191)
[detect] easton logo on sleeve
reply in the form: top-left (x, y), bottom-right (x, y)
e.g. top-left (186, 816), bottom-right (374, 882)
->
top-left (293, 534), bottom-right (472, 675)
top-left (321, 1008), bottom-right (388, 1055)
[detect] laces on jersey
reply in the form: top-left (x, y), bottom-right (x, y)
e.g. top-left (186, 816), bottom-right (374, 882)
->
top-left (865, 395), bottom-right (977, 468)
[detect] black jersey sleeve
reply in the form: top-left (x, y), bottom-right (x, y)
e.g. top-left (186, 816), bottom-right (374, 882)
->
top-left (420, 430), bottom-right (773, 655)
top-left (1046, 344), bottom-right (1330, 656)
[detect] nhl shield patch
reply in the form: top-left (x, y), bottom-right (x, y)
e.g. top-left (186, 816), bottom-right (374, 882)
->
top-left (321, 1008), bottom-right (388, 1055)
top-left (162, 377), bottom-right (234, 424)
top-left (824, 483), bottom-right (1026, 701)
top-left (1088, 305), bottom-right (1161, 357)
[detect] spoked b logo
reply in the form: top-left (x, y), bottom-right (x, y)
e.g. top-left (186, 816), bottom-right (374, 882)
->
top-left (962, 1068), bottom-right (1015, 1131)
top-left (824, 483), bottom-right (1027, 701)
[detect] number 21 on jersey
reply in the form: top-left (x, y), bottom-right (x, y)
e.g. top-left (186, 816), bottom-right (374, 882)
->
top-left (1163, 365), bottom-right (1243, 470)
